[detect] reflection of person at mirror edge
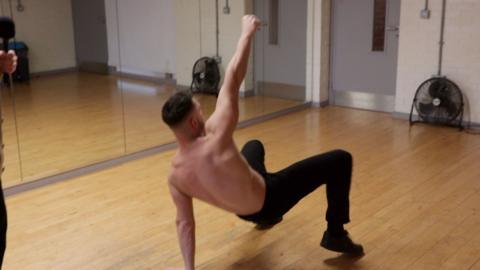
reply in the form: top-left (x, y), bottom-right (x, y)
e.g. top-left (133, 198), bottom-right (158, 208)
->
top-left (0, 49), bottom-right (18, 268)
top-left (162, 15), bottom-right (362, 270)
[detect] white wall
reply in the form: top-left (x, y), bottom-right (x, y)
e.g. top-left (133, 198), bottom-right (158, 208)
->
top-left (0, 0), bottom-right (76, 73)
top-left (395, 0), bottom-right (480, 123)
top-left (105, 0), bottom-right (176, 77)
top-left (175, 0), bottom-right (253, 92)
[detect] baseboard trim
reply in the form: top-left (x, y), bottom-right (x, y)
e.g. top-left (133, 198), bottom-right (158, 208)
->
top-left (30, 67), bottom-right (78, 78)
top-left (237, 102), bottom-right (311, 129)
top-left (334, 91), bottom-right (394, 112)
top-left (392, 111), bottom-right (480, 128)
top-left (392, 111), bottom-right (409, 120)
top-left (173, 85), bottom-right (254, 97)
top-left (312, 100), bottom-right (329, 108)
top-left (240, 89), bottom-right (255, 98)
top-left (109, 66), bottom-right (176, 85)
top-left (257, 81), bottom-right (305, 101)
top-left (78, 62), bottom-right (109, 74)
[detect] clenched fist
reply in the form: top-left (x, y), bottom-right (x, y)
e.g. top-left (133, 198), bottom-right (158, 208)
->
top-left (242, 14), bottom-right (261, 37)
top-left (0, 50), bottom-right (17, 74)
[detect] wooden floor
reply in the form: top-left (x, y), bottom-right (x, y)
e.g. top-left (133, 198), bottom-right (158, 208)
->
top-left (4, 107), bottom-right (480, 270)
top-left (2, 72), bottom-right (301, 187)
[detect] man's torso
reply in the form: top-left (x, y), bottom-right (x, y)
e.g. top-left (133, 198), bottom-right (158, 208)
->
top-left (169, 135), bottom-right (266, 215)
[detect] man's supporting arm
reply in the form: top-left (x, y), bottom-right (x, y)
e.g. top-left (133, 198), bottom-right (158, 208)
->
top-left (169, 181), bottom-right (195, 270)
top-left (206, 15), bottom-right (261, 137)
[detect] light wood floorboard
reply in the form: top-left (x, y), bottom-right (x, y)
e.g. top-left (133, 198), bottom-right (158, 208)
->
top-left (4, 106), bottom-right (480, 269)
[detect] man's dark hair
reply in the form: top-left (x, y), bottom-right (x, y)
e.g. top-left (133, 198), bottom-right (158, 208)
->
top-left (162, 90), bottom-right (194, 127)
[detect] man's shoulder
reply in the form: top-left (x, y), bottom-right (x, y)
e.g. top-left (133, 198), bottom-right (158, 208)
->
top-left (168, 173), bottom-right (188, 197)
top-left (201, 132), bottom-right (235, 152)
top-left (168, 164), bottom-right (195, 194)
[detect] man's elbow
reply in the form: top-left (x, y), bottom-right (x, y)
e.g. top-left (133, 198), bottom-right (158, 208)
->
top-left (176, 218), bottom-right (195, 229)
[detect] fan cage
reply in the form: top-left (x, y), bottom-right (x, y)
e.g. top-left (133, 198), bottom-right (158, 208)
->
top-left (409, 77), bottom-right (464, 130)
top-left (190, 57), bottom-right (220, 96)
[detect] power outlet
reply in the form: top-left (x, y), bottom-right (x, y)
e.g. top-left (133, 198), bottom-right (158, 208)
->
top-left (223, 6), bottom-right (230, 14)
top-left (421, 9), bottom-right (431, 19)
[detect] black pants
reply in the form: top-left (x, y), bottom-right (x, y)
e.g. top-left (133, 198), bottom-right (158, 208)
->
top-left (0, 181), bottom-right (6, 267)
top-left (238, 140), bottom-right (352, 225)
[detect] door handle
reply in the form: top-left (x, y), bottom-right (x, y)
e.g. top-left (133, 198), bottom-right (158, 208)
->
top-left (386, 26), bottom-right (399, 32)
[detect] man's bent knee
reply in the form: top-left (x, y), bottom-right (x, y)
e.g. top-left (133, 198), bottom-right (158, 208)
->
top-left (243, 140), bottom-right (265, 153)
top-left (331, 149), bottom-right (353, 166)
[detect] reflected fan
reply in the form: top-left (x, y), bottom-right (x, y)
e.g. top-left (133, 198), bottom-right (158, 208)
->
top-left (190, 57), bottom-right (220, 95)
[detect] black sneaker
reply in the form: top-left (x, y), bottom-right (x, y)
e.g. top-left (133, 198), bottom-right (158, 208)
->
top-left (320, 230), bottom-right (364, 255)
top-left (254, 217), bottom-right (283, 230)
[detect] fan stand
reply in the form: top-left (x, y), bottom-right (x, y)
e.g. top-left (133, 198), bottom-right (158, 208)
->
top-left (409, 100), bottom-right (464, 131)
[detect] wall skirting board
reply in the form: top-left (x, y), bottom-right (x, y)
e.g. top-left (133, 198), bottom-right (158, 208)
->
top-left (392, 111), bottom-right (480, 129)
top-left (30, 67), bottom-right (79, 78)
top-left (176, 86), bottom-right (255, 98)
top-left (312, 100), bottom-right (329, 108)
top-left (256, 81), bottom-right (306, 101)
top-left (108, 66), bottom-right (176, 85)
top-left (240, 89), bottom-right (255, 98)
top-left (333, 91), bottom-right (395, 113)
top-left (78, 62), bottom-right (109, 74)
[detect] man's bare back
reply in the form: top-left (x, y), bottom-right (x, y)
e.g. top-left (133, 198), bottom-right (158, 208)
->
top-left (169, 133), bottom-right (266, 215)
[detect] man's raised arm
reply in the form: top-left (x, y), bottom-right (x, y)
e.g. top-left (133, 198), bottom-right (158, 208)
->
top-left (206, 15), bottom-right (261, 137)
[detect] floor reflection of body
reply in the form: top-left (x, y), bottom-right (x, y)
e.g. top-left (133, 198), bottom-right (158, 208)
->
top-left (2, 72), bottom-right (301, 186)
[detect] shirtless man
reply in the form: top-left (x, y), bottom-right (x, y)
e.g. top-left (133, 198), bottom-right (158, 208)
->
top-left (162, 15), bottom-right (363, 270)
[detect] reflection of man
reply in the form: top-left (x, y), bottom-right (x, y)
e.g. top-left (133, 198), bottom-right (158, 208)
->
top-left (162, 15), bottom-right (362, 270)
top-left (0, 49), bottom-right (18, 267)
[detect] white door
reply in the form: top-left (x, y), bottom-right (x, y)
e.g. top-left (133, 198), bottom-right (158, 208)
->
top-left (331, 0), bottom-right (401, 112)
top-left (72, 0), bottom-right (109, 73)
top-left (254, 0), bottom-right (307, 101)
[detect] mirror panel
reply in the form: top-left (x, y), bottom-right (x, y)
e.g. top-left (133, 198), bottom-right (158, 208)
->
top-left (1, 87), bottom-right (21, 187)
top-left (5, 0), bottom-right (126, 182)
top-left (0, 0), bottom-right (308, 187)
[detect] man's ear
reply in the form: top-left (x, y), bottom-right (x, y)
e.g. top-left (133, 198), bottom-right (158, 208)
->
top-left (190, 116), bottom-right (198, 129)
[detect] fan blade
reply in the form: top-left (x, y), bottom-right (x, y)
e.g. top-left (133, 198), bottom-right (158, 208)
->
top-left (418, 102), bottom-right (436, 116)
top-left (428, 79), bottom-right (446, 97)
top-left (439, 98), bottom-right (458, 120)
top-left (194, 61), bottom-right (206, 74)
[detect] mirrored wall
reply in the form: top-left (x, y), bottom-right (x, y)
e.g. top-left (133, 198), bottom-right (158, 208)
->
top-left (1, 0), bottom-right (307, 188)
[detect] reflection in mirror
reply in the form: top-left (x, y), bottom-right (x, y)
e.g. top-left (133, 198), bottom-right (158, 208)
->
top-left (0, 0), bottom-right (309, 188)
top-left (14, 74), bottom-right (126, 181)
top-left (4, 0), bottom-right (126, 182)
top-left (105, 0), bottom-right (178, 152)
top-left (102, 0), bottom-right (307, 156)
top-left (120, 79), bottom-right (175, 152)
top-left (172, 0), bottom-right (304, 133)
top-left (0, 86), bottom-right (21, 187)
top-left (254, 0), bottom-right (307, 105)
